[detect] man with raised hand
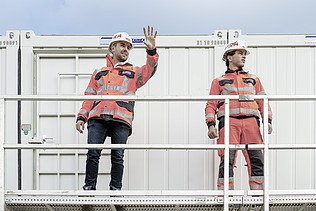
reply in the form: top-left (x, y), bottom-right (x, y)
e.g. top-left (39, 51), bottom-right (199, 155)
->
top-left (76, 26), bottom-right (158, 191)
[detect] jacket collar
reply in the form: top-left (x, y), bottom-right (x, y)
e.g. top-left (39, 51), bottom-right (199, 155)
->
top-left (225, 68), bottom-right (248, 74)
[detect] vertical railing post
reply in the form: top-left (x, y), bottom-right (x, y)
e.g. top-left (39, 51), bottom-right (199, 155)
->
top-left (223, 98), bottom-right (230, 211)
top-left (263, 97), bottom-right (270, 211)
top-left (0, 98), bottom-right (5, 210)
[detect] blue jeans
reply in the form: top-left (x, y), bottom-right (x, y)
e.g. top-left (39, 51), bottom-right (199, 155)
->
top-left (83, 119), bottom-right (129, 190)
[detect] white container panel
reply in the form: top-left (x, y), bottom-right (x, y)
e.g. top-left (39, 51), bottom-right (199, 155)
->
top-left (39, 154), bottom-right (58, 172)
top-left (60, 174), bottom-right (76, 190)
top-left (60, 117), bottom-right (76, 144)
top-left (60, 154), bottom-right (76, 172)
top-left (1, 31), bottom-right (20, 190)
top-left (98, 154), bottom-right (111, 173)
top-left (38, 57), bottom-right (76, 95)
top-left (78, 154), bottom-right (87, 173)
top-left (39, 175), bottom-right (58, 190)
top-left (38, 117), bottom-right (58, 143)
top-left (4, 150), bottom-right (18, 190)
top-left (167, 48), bottom-right (189, 190)
top-left (38, 57), bottom-right (76, 116)
top-left (188, 151), bottom-right (206, 190)
top-left (78, 57), bottom-right (106, 72)
top-left (96, 175), bottom-right (111, 190)
top-left (148, 151), bottom-right (166, 190)
top-left (147, 48), bottom-right (170, 190)
top-left (59, 77), bottom-right (76, 95)
top-left (0, 48), bottom-right (5, 95)
top-left (188, 48), bottom-right (216, 189)
top-left (78, 174), bottom-right (85, 189)
top-left (126, 149), bottom-right (146, 190)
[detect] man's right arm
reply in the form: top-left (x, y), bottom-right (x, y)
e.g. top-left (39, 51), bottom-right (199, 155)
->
top-left (76, 69), bottom-right (98, 133)
top-left (205, 79), bottom-right (220, 139)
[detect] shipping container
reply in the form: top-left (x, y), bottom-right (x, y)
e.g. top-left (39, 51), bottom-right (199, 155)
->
top-left (1, 29), bottom-right (316, 210)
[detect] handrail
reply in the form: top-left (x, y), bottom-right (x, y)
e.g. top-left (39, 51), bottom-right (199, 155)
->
top-left (1, 95), bottom-right (316, 211)
top-left (4, 144), bottom-right (316, 150)
top-left (1, 94), bottom-right (316, 101)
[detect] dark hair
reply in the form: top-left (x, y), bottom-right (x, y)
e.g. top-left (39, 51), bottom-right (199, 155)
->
top-left (225, 50), bottom-right (236, 67)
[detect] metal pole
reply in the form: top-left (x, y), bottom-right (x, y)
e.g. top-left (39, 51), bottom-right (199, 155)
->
top-left (263, 98), bottom-right (269, 211)
top-left (223, 98), bottom-right (230, 211)
top-left (0, 99), bottom-right (5, 210)
top-left (17, 42), bottom-right (22, 191)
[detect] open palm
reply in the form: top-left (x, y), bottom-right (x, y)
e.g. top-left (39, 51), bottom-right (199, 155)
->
top-left (143, 26), bottom-right (157, 50)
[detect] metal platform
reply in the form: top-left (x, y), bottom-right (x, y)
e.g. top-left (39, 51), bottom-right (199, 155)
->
top-left (5, 191), bottom-right (316, 211)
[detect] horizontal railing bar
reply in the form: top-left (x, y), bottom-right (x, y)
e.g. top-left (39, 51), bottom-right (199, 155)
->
top-left (248, 144), bottom-right (316, 150)
top-left (4, 144), bottom-right (316, 150)
top-left (248, 189), bottom-right (316, 196)
top-left (3, 144), bottom-right (241, 150)
top-left (2, 95), bottom-right (316, 101)
top-left (1, 95), bottom-right (240, 101)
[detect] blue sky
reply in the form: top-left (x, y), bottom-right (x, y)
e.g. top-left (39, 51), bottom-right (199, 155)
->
top-left (1, 0), bottom-right (315, 36)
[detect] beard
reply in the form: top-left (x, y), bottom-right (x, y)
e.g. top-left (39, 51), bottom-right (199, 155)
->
top-left (116, 52), bottom-right (128, 62)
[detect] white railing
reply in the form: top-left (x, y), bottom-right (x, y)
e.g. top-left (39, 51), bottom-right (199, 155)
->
top-left (1, 95), bottom-right (316, 211)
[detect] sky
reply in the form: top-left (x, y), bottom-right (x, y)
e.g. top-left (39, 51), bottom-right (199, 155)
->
top-left (0, 0), bottom-right (315, 36)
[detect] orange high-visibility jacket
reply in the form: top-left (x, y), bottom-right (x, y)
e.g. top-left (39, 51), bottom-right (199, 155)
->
top-left (77, 51), bottom-right (159, 126)
top-left (205, 69), bottom-right (272, 127)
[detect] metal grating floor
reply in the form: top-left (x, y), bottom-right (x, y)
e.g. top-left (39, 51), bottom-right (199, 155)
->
top-left (5, 195), bottom-right (316, 211)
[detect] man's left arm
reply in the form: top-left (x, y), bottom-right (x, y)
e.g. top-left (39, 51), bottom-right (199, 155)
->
top-left (136, 26), bottom-right (159, 88)
top-left (255, 77), bottom-right (273, 134)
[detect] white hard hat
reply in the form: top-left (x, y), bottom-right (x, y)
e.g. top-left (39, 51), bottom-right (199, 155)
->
top-left (222, 40), bottom-right (250, 61)
top-left (109, 32), bottom-right (133, 51)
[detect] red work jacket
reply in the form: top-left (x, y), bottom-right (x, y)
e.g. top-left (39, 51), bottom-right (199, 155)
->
top-left (77, 51), bottom-right (159, 126)
top-left (205, 69), bottom-right (272, 127)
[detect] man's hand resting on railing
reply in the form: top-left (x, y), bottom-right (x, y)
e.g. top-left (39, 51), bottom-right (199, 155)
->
top-left (208, 125), bottom-right (218, 139)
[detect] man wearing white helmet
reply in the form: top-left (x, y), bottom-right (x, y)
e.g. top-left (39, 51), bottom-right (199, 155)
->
top-left (76, 26), bottom-right (158, 191)
top-left (205, 40), bottom-right (272, 190)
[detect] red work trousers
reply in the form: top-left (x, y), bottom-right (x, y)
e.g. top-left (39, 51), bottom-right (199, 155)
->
top-left (217, 117), bottom-right (264, 190)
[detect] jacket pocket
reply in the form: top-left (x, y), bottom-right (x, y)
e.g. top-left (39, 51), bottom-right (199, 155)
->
top-left (219, 79), bottom-right (234, 86)
top-left (116, 101), bottom-right (135, 112)
top-left (95, 70), bottom-right (109, 80)
top-left (118, 70), bottom-right (135, 78)
top-left (242, 78), bottom-right (256, 85)
top-left (91, 101), bottom-right (101, 110)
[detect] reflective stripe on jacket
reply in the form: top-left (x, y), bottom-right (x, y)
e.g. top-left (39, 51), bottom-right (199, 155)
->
top-left (77, 52), bottom-right (159, 126)
top-left (205, 69), bottom-right (272, 127)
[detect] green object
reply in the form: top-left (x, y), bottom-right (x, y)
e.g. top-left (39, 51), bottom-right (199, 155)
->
top-left (21, 124), bottom-right (31, 136)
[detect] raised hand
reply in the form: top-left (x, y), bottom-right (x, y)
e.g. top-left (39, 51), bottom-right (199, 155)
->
top-left (143, 26), bottom-right (157, 50)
